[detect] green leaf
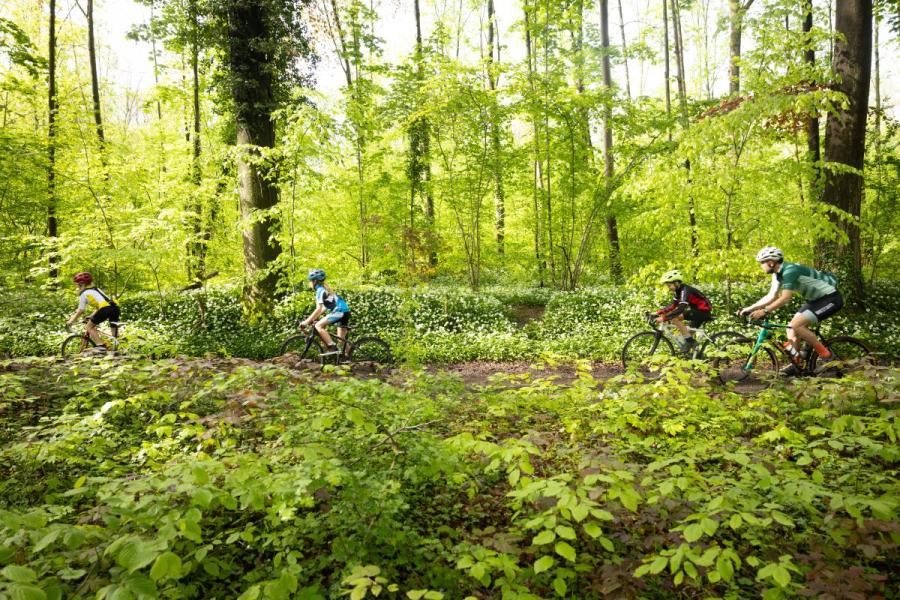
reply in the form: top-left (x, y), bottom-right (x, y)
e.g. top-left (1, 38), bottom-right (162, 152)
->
top-left (8, 583), bottom-right (46, 600)
top-left (583, 523), bottom-right (602, 538)
top-left (773, 565), bottom-right (791, 587)
top-left (116, 539), bottom-right (160, 574)
top-left (555, 525), bottom-right (576, 540)
top-left (533, 556), bottom-right (555, 574)
top-left (407, 592), bottom-right (427, 600)
top-left (570, 504), bottom-right (589, 522)
top-left (2, 565), bottom-right (37, 583)
top-left (150, 552), bottom-right (182, 581)
top-left (648, 556), bottom-right (668, 574)
top-left (532, 530), bottom-right (556, 545)
top-left (683, 523), bottom-right (704, 542)
top-left (554, 541), bottom-right (576, 562)
top-left (553, 576), bottom-right (567, 597)
top-left (716, 555), bottom-right (734, 581)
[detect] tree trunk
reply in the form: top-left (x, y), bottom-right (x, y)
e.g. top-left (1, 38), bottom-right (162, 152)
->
top-left (227, 0), bottom-right (283, 312)
top-left (617, 0), bottom-right (631, 100)
top-left (802, 0), bottom-right (821, 196)
top-left (819, 0), bottom-right (871, 302)
top-left (409, 0), bottom-right (436, 270)
top-left (600, 0), bottom-right (622, 283)
top-left (662, 0), bottom-right (671, 123)
top-left (728, 0), bottom-right (754, 94)
top-left (47, 0), bottom-right (58, 283)
top-left (487, 0), bottom-right (505, 255)
top-left (86, 0), bottom-right (105, 149)
top-left (670, 0), bottom-right (687, 121)
top-left (524, 0), bottom-right (545, 285)
top-left (187, 0), bottom-right (205, 283)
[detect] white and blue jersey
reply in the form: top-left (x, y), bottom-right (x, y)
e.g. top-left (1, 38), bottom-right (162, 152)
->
top-left (315, 284), bottom-right (350, 323)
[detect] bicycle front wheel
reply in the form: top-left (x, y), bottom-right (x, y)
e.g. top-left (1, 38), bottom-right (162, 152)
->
top-left (279, 335), bottom-right (322, 359)
top-left (61, 334), bottom-right (95, 357)
top-left (349, 336), bottom-right (393, 365)
top-left (621, 331), bottom-right (674, 379)
top-left (711, 333), bottom-right (778, 384)
top-left (815, 336), bottom-right (874, 375)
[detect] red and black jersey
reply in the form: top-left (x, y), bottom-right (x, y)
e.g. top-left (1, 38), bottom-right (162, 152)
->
top-left (657, 284), bottom-right (712, 319)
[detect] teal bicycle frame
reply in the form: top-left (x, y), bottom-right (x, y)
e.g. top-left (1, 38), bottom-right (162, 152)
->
top-left (743, 320), bottom-right (789, 373)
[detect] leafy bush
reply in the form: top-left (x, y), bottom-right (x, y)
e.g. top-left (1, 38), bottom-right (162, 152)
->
top-left (0, 357), bottom-right (897, 598)
top-left (2, 282), bottom-right (898, 362)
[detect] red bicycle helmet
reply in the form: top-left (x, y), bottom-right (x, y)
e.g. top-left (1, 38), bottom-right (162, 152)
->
top-left (73, 272), bottom-right (93, 285)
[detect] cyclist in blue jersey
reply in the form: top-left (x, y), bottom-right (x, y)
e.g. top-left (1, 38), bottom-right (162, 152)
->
top-left (739, 246), bottom-right (842, 375)
top-left (300, 268), bottom-right (351, 355)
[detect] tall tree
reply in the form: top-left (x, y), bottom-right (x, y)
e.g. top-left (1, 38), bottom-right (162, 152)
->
top-left (409, 0), bottom-right (436, 270)
top-left (728, 0), bottom-right (755, 94)
top-left (186, 0), bottom-right (206, 283)
top-left (819, 0), bottom-right (872, 301)
top-left (47, 0), bottom-right (59, 282)
top-left (84, 0), bottom-right (106, 149)
top-left (599, 0), bottom-right (622, 282)
top-left (212, 0), bottom-right (312, 312)
top-left (802, 0), bottom-right (821, 196)
top-left (486, 0), bottom-right (505, 255)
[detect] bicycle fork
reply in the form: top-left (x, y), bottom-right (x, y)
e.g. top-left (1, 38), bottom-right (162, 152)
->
top-left (744, 329), bottom-right (772, 372)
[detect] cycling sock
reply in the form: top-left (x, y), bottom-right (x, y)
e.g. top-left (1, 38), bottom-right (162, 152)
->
top-left (813, 342), bottom-right (831, 358)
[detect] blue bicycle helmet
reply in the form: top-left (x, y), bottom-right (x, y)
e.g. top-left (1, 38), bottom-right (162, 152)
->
top-left (307, 268), bottom-right (326, 282)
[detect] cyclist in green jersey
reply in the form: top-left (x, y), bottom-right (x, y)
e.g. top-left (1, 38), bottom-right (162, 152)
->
top-left (739, 246), bottom-right (843, 375)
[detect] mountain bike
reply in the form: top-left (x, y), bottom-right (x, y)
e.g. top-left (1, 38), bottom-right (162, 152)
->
top-left (714, 318), bottom-right (873, 383)
top-left (279, 324), bottom-right (393, 366)
top-left (61, 320), bottom-right (123, 357)
top-left (621, 312), bottom-right (745, 380)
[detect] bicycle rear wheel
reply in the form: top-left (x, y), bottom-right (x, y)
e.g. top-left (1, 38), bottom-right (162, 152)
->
top-left (711, 333), bottom-right (779, 384)
top-left (621, 331), bottom-right (675, 379)
top-left (814, 336), bottom-right (874, 376)
top-left (349, 336), bottom-right (393, 365)
top-left (279, 334), bottom-right (322, 360)
top-left (61, 334), bottom-right (95, 357)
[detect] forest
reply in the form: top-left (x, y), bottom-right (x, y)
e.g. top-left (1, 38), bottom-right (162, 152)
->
top-left (0, 0), bottom-right (898, 598)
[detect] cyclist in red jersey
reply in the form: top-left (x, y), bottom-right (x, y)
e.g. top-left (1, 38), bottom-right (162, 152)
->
top-left (655, 269), bottom-right (713, 352)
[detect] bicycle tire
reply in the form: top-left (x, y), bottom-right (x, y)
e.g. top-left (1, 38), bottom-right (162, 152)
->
top-left (621, 331), bottom-right (675, 379)
top-left (61, 334), bottom-right (95, 357)
top-left (349, 336), bottom-right (394, 365)
top-left (814, 335), bottom-right (874, 376)
top-left (711, 333), bottom-right (779, 384)
top-left (279, 334), bottom-right (322, 360)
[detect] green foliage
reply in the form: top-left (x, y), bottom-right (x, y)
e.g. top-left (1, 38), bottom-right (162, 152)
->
top-left (3, 282), bottom-right (899, 361)
top-left (1, 356), bottom-right (897, 598)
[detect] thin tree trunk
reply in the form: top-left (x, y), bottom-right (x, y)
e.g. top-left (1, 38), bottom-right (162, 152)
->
top-left (524, 0), bottom-right (545, 285)
top-left (86, 0), bottom-right (105, 149)
top-left (600, 0), bottom-right (621, 283)
top-left (819, 0), bottom-right (871, 302)
top-left (803, 0), bottom-right (820, 195)
top-left (868, 13), bottom-right (883, 284)
top-left (187, 0), bottom-right (205, 283)
top-left (728, 0), bottom-right (754, 94)
top-left (487, 0), bottom-right (505, 255)
top-left (663, 0), bottom-right (671, 124)
top-left (670, 0), bottom-right (687, 120)
top-left (47, 0), bottom-right (58, 283)
top-left (617, 0), bottom-right (631, 100)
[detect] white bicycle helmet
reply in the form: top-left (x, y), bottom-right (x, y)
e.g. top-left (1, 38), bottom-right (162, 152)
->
top-left (659, 269), bottom-right (683, 284)
top-left (755, 246), bottom-right (784, 263)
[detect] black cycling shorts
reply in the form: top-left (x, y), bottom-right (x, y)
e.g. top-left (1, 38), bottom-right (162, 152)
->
top-left (798, 292), bottom-right (843, 324)
top-left (89, 305), bottom-right (120, 326)
top-left (684, 310), bottom-right (712, 329)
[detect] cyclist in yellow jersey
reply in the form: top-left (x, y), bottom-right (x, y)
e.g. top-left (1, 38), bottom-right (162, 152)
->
top-left (65, 272), bottom-right (120, 348)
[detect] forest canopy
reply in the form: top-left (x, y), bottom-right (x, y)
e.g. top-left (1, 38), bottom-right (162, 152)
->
top-left (0, 0), bottom-right (897, 308)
